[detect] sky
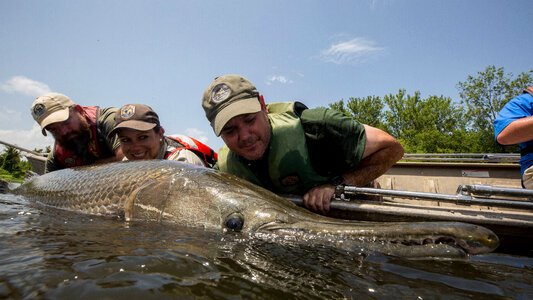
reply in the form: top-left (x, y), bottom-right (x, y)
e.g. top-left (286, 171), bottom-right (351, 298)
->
top-left (1, 0), bottom-right (532, 154)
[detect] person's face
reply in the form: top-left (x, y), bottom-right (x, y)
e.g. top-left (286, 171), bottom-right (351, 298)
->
top-left (46, 109), bottom-right (87, 145)
top-left (220, 111), bottom-right (271, 161)
top-left (117, 128), bottom-right (163, 160)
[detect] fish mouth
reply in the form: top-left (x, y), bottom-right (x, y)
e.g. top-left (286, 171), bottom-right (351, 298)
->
top-left (254, 221), bottom-right (499, 257)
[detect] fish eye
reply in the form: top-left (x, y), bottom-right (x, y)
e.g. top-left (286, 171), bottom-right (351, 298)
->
top-left (224, 213), bottom-right (244, 232)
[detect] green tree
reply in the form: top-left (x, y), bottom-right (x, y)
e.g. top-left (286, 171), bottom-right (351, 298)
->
top-left (383, 90), bottom-right (465, 153)
top-left (457, 65), bottom-right (533, 152)
top-left (329, 96), bottom-right (385, 129)
top-left (1, 147), bottom-right (23, 175)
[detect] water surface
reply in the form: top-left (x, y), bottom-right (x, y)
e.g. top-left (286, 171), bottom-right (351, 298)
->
top-left (1, 193), bottom-right (532, 299)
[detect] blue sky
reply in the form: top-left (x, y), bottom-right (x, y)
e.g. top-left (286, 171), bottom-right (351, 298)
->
top-left (1, 0), bottom-right (532, 153)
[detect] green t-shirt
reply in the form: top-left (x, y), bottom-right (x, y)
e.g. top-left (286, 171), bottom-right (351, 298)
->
top-left (45, 106), bottom-right (120, 173)
top-left (214, 103), bottom-right (366, 179)
top-left (300, 106), bottom-right (366, 177)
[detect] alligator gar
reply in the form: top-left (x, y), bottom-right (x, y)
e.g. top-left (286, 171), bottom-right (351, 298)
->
top-left (3, 160), bottom-right (499, 257)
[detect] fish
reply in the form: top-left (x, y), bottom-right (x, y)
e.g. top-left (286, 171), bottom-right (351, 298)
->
top-left (3, 160), bottom-right (499, 258)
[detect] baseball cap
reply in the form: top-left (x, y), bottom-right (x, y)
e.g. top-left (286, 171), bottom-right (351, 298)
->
top-left (31, 93), bottom-right (75, 136)
top-left (202, 74), bottom-right (262, 136)
top-left (109, 104), bottom-right (160, 137)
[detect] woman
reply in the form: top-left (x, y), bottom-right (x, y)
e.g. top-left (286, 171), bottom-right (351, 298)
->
top-left (109, 104), bottom-right (217, 167)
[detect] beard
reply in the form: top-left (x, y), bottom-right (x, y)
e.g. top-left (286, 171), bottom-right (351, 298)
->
top-left (56, 119), bottom-right (94, 161)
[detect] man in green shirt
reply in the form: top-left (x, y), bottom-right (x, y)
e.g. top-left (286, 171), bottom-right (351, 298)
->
top-left (202, 74), bottom-right (404, 215)
top-left (31, 93), bottom-right (124, 172)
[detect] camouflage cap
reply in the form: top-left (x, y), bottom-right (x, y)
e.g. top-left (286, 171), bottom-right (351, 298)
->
top-left (109, 104), bottom-right (160, 137)
top-left (31, 93), bottom-right (75, 136)
top-left (202, 74), bottom-right (262, 136)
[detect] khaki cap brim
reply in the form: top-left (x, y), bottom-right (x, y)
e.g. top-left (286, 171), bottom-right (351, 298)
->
top-left (212, 97), bottom-right (262, 136)
top-left (40, 109), bottom-right (70, 136)
top-left (109, 119), bottom-right (158, 137)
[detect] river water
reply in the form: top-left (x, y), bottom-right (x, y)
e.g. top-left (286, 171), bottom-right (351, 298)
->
top-left (1, 193), bottom-right (532, 299)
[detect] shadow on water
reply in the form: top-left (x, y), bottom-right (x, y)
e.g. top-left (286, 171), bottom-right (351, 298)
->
top-left (0, 194), bottom-right (532, 299)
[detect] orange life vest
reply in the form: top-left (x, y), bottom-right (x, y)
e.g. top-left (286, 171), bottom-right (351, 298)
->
top-left (55, 106), bottom-right (114, 167)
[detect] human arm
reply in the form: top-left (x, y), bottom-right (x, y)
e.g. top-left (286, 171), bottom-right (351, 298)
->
top-left (95, 107), bottom-right (125, 164)
top-left (94, 147), bottom-right (124, 164)
top-left (494, 94), bottom-right (533, 145)
top-left (44, 151), bottom-right (62, 173)
top-left (303, 125), bottom-right (404, 214)
top-left (496, 116), bottom-right (533, 145)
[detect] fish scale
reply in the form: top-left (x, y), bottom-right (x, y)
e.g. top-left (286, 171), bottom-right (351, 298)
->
top-left (4, 160), bottom-right (499, 258)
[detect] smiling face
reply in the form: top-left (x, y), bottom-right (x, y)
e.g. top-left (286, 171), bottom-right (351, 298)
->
top-left (117, 128), bottom-right (164, 160)
top-left (220, 110), bottom-right (271, 161)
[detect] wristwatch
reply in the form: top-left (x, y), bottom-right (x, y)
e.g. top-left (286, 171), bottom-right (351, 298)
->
top-left (330, 176), bottom-right (346, 200)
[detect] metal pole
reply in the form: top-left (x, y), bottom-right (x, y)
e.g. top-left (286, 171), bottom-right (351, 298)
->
top-left (0, 140), bottom-right (46, 157)
top-left (339, 185), bottom-right (533, 210)
top-left (458, 184), bottom-right (533, 198)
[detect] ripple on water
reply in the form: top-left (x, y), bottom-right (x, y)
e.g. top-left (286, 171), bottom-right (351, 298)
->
top-left (0, 193), bottom-right (532, 299)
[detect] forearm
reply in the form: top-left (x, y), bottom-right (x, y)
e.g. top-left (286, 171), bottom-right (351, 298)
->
top-left (302, 143), bottom-right (403, 214)
top-left (497, 116), bottom-right (533, 145)
top-left (342, 139), bottom-right (403, 186)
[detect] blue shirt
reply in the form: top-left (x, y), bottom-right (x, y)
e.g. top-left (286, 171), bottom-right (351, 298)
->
top-left (494, 93), bottom-right (533, 175)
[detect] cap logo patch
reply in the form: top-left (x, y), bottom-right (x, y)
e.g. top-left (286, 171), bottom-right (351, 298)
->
top-left (33, 103), bottom-right (46, 118)
top-left (120, 105), bottom-right (135, 120)
top-left (211, 84), bottom-right (231, 103)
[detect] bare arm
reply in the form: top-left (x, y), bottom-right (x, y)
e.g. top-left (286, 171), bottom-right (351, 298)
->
top-left (496, 116), bottom-right (533, 145)
top-left (303, 125), bottom-right (404, 214)
top-left (343, 125), bottom-right (404, 186)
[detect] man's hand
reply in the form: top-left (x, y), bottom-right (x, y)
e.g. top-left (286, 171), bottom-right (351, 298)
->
top-left (302, 184), bottom-right (335, 215)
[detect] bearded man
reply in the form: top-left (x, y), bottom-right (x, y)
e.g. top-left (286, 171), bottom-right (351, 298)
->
top-left (31, 93), bottom-right (124, 173)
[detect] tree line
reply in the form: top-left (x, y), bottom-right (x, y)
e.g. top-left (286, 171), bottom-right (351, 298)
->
top-left (329, 65), bottom-right (533, 153)
top-left (0, 146), bottom-right (49, 182)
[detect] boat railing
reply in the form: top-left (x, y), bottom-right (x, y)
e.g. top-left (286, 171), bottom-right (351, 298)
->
top-left (332, 184), bottom-right (533, 210)
top-left (0, 140), bottom-right (47, 157)
top-left (400, 153), bottom-right (520, 163)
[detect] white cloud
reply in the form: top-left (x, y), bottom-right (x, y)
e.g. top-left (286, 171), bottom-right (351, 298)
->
top-left (181, 128), bottom-right (208, 144)
top-left (321, 37), bottom-right (384, 65)
top-left (0, 124), bottom-right (54, 154)
top-left (0, 76), bottom-right (51, 97)
top-left (0, 107), bottom-right (22, 123)
top-left (266, 75), bottom-right (293, 86)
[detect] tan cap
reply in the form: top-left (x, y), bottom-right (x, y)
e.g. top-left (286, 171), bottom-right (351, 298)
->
top-left (109, 104), bottom-right (160, 137)
top-left (31, 93), bottom-right (75, 136)
top-left (202, 74), bottom-right (262, 136)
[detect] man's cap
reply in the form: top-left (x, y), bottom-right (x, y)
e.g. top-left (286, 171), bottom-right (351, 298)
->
top-left (202, 74), bottom-right (262, 136)
top-left (109, 104), bottom-right (160, 137)
top-left (31, 93), bottom-right (75, 136)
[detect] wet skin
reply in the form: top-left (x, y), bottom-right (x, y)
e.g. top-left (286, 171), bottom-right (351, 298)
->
top-left (8, 160), bottom-right (500, 258)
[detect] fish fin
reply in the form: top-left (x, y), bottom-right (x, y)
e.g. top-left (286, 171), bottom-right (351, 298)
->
top-left (123, 178), bottom-right (172, 222)
top-left (124, 184), bottom-right (145, 221)
top-left (22, 170), bottom-right (39, 184)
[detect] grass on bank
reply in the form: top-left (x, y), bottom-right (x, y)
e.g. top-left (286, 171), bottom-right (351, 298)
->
top-left (0, 169), bottom-right (25, 183)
